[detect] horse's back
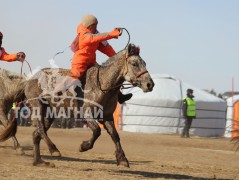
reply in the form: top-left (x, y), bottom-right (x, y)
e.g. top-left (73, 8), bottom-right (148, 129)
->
top-left (41, 68), bottom-right (71, 76)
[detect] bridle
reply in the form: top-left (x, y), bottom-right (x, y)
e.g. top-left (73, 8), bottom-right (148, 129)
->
top-left (96, 28), bottom-right (148, 93)
top-left (123, 49), bottom-right (148, 86)
top-left (97, 51), bottom-right (148, 93)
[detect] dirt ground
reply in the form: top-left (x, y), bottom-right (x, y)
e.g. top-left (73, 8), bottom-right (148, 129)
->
top-left (0, 127), bottom-right (239, 180)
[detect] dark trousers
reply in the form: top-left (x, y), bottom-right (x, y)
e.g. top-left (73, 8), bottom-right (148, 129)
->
top-left (181, 117), bottom-right (193, 137)
top-left (20, 117), bottom-right (28, 126)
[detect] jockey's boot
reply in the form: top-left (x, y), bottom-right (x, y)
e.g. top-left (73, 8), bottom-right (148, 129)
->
top-left (118, 92), bottom-right (133, 104)
top-left (53, 76), bottom-right (78, 96)
top-left (181, 127), bottom-right (186, 138)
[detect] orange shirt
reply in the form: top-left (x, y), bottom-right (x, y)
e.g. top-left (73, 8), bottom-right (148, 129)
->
top-left (0, 48), bottom-right (17, 62)
top-left (72, 24), bottom-right (118, 67)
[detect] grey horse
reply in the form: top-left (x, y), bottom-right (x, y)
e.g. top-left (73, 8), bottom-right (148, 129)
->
top-left (0, 44), bottom-right (154, 167)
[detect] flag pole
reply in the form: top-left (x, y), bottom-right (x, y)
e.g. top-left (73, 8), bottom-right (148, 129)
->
top-left (232, 77), bottom-right (234, 102)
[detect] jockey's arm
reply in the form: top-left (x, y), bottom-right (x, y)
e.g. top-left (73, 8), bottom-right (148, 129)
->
top-left (0, 48), bottom-right (17, 62)
top-left (98, 43), bottom-right (116, 57)
top-left (82, 29), bottom-right (120, 44)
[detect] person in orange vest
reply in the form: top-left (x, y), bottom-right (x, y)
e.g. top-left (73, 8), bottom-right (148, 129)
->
top-left (0, 32), bottom-right (26, 62)
top-left (54, 14), bottom-right (132, 103)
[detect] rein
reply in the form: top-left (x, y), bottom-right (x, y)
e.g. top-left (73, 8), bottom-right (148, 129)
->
top-left (14, 59), bottom-right (33, 101)
top-left (20, 59), bottom-right (33, 77)
top-left (96, 28), bottom-right (132, 93)
top-left (119, 28), bottom-right (130, 49)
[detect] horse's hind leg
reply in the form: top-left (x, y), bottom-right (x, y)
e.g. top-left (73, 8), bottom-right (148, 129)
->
top-left (32, 104), bottom-right (61, 157)
top-left (35, 110), bottom-right (61, 158)
top-left (79, 120), bottom-right (101, 152)
top-left (31, 103), bottom-right (55, 167)
top-left (32, 127), bottom-right (54, 167)
top-left (12, 133), bottom-right (24, 155)
top-left (103, 120), bottom-right (129, 167)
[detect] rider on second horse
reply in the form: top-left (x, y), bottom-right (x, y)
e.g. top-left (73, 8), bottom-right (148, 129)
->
top-left (54, 14), bottom-right (132, 103)
top-left (0, 32), bottom-right (25, 63)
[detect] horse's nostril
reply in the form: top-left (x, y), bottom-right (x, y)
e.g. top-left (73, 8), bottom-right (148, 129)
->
top-left (147, 83), bottom-right (152, 89)
top-left (147, 82), bottom-right (154, 90)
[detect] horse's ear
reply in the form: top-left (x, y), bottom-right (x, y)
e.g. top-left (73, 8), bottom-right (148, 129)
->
top-left (127, 44), bottom-right (132, 55)
top-left (127, 43), bottom-right (136, 56)
top-left (135, 47), bottom-right (140, 55)
top-left (126, 44), bottom-right (139, 56)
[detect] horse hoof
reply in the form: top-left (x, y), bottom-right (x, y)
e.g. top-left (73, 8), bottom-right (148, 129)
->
top-left (117, 160), bottom-right (130, 168)
top-left (116, 151), bottom-right (130, 167)
top-left (51, 151), bottom-right (61, 157)
top-left (79, 141), bottom-right (92, 152)
top-left (79, 145), bottom-right (87, 152)
top-left (33, 160), bottom-right (55, 168)
top-left (16, 147), bottom-right (25, 155)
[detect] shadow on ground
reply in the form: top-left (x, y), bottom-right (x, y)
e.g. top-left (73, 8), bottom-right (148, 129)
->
top-left (40, 155), bottom-right (152, 166)
top-left (111, 170), bottom-right (231, 180)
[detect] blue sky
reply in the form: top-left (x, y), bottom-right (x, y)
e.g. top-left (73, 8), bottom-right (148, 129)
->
top-left (1, 0), bottom-right (239, 94)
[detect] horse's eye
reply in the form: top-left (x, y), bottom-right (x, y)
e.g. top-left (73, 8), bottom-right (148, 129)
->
top-left (132, 62), bottom-right (137, 67)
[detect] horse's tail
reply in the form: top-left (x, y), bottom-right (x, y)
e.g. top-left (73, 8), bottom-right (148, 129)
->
top-left (0, 117), bottom-right (18, 142)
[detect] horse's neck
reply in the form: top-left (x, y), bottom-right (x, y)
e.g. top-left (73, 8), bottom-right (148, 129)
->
top-left (10, 80), bottom-right (26, 94)
top-left (1, 79), bottom-right (26, 102)
top-left (99, 51), bottom-right (126, 90)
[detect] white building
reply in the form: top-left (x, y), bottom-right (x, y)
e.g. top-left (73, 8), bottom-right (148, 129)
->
top-left (121, 74), bottom-right (227, 137)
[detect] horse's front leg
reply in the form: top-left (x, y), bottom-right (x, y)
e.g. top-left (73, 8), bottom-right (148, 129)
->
top-left (79, 119), bottom-right (101, 152)
top-left (103, 120), bottom-right (129, 167)
top-left (42, 117), bottom-right (61, 157)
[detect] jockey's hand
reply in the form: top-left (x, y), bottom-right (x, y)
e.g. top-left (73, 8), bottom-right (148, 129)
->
top-left (110, 28), bottom-right (120, 39)
top-left (16, 52), bottom-right (26, 62)
top-left (116, 28), bottom-right (123, 36)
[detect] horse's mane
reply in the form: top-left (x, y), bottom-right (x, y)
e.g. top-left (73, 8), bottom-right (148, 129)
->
top-left (100, 43), bottom-right (140, 68)
top-left (0, 75), bottom-right (26, 114)
top-left (100, 49), bottom-right (126, 68)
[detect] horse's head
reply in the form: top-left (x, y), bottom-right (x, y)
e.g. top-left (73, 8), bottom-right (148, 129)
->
top-left (123, 44), bottom-right (154, 92)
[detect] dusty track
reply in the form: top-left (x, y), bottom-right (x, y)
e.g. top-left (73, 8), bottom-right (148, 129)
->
top-left (0, 127), bottom-right (238, 180)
